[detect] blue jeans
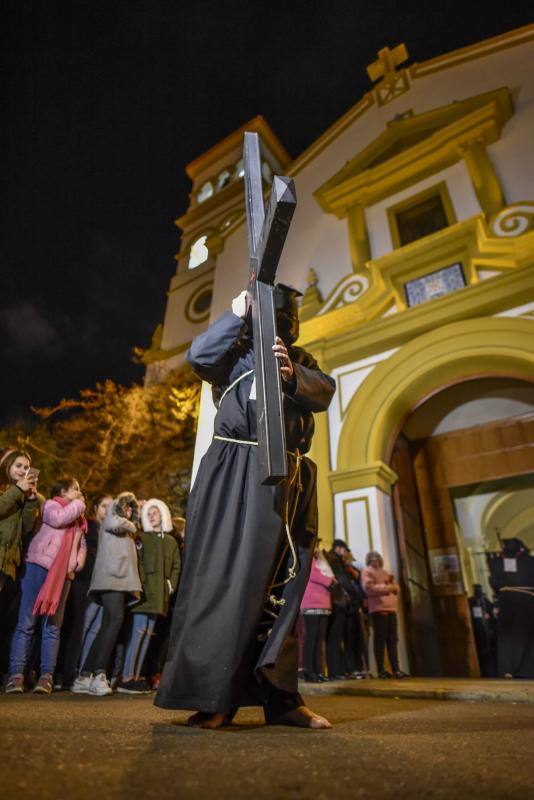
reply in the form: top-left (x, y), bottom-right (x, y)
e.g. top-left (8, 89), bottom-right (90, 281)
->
top-left (123, 613), bottom-right (156, 679)
top-left (9, 563), bottom-right (69, 677)
top-left (78, 601), bottom-right (103, 672)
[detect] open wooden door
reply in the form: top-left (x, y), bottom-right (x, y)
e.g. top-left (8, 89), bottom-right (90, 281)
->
top-left (391, 434), bottom-right (442, 676)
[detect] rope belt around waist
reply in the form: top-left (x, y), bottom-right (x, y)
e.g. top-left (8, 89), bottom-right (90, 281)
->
top-left (500, 586), bottom-right (534, 598)
top-left (214, 435), bottom-right (258, 446)
top-left (213, 435), bottom-right (303, 461)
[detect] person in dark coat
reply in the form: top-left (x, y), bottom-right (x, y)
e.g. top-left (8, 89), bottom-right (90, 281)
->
top-left (489, 539), bottom-right (534, 679)
top-left (342, 555), bottom-right (366, 678)
top-left (468, 584), bottom-right (497, 678)
top-left (117, 499), bottom-right (181, 694)
top-left (155, 285), bottom-right (336, 729)
top-left (325, 540), bottom-right (355, 679)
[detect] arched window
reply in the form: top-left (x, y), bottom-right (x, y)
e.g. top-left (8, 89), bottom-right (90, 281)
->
top-left (234, 159), bottom-right (245, 179)
top-left (197, 181), bottom-right (214, 204)
top-left (188, 235), bottom-right (209, 269)
top-left (216, 169), bottom-right (231, 191)
top-left (262, 161), bottom-right (273, 184)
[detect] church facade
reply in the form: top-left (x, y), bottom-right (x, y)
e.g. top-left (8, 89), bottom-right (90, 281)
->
top-left (145, 25), bottom-right (534, 677)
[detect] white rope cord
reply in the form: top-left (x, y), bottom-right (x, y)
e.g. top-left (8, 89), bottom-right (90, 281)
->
top-left (267, 450), bottom-right (303, 592)
top-left (214, 435), bottom-right (258, 446)
top-left (217, 369), bottom-right (254, 407)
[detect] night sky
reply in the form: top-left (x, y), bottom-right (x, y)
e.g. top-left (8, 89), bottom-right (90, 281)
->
top-left (2, 1), bottom-right (532, 424)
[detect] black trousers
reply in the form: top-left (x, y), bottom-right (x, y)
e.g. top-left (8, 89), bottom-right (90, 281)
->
top-left (55, 578), bottom-right (91, 685)
top-left (83, 591), bottom-right (126, 675)
top-left (344, 612), bottom-right (361, 673)
top-left (327, 606), bottom-right (347, 677)
top-left (302, 613), bottom-right (329, 676)
top-left (371, 612), bottom-right (399, 673)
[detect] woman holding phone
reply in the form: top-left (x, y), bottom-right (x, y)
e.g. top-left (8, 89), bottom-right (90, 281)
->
top-left (6, 476), bottom-right (87, 694)
top-left (0, 449), bottom-right (42, 593)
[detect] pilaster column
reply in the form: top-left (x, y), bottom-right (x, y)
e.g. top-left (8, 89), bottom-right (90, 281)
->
top-left (346, 203), bottom-right (371, 270)
top-left (461, 140), bottom-right (505, 217)
top-left (308, 346), bottom-right (334, 544)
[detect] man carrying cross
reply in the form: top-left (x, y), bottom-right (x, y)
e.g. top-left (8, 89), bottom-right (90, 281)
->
top-left (155, 136), bottom-right (336, 730)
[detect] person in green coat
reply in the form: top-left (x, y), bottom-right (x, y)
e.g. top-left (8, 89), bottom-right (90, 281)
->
top-left (117, 498), bottom-right (180, 694)
top-left (0, 449), bottom-right (42, 590)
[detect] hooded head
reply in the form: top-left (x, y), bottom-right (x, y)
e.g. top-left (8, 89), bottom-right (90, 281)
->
top-left (113, 492), bottom-right (140, 526)
top-left (274, 283), bottom-right (302, 346)
top-left (141, 498), bottom-right (173, 533)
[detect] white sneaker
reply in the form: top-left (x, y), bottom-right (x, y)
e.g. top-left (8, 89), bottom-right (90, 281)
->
top-left (89, 673), bottom-right (113, 696)
top-left (71, 675), bottom-right (93, 695)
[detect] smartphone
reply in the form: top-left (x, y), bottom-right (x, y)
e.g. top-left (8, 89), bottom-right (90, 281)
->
top-left (27, 467), bottom-right (40, 483)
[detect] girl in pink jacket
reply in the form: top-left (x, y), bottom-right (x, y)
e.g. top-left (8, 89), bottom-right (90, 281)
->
top-left (300, 542), bottom-right (335, 682)
top-left (362, 551), bottom-right (408, 679)
top-left (6, 476), bottom-right (87, 695)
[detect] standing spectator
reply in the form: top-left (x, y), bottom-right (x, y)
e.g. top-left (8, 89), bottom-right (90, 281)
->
top-left (362, 551), bottom-right (408, 679)
top-left (72, 493), bottom-right (142, 696)
top-left (300, 540), bottom-right (335, 682)
top-left (0, 449), bottom-right (41, 592)
top-left (6, 477), bottom-right (87, 694)
top-left (0, 449), bottom-right (41, 680)
top-left (326, 540), bottom-right (354, 679)
top-left (55, 494), bottom-right (113, 688)
top-left (117, 499), bottom-right (181, 694)
top-left (342, 554), bottom-right (366, 679)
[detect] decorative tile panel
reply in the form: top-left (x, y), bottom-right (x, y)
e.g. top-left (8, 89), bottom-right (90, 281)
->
top-left (405, 263), bottom-right (466, 307)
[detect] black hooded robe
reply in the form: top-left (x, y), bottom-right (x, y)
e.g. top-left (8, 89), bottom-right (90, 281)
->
top-left (155, 311), bottom-right (335, 715)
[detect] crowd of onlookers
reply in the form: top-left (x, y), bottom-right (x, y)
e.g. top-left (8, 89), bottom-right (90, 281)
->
top-left (299, 538), bottom-right (408, 683)
top-left (0, 447), bottom-right (183, 695)
top-left (0, 446), bottom-right (406, 697)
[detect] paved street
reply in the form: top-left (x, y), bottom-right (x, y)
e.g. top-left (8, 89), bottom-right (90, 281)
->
top-left (2, 692), bottom-right (534, 800)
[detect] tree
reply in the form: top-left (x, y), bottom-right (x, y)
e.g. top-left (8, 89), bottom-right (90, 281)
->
top-left (1, 369), bottom-right (201, 517)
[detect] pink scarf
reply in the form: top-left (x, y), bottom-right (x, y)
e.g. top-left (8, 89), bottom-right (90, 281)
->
top-left (33, 496), bottom-right (88, 617)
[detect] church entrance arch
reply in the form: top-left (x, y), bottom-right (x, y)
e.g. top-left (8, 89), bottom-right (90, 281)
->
top-left (336, 317), bottom-right (534, 677)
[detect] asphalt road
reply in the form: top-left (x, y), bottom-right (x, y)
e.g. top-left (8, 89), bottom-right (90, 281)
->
top-left (2, 693), bottom-right (534, 800)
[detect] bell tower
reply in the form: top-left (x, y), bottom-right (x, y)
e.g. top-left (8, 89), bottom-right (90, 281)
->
top-left (144, 115), bottom-right (290, 383)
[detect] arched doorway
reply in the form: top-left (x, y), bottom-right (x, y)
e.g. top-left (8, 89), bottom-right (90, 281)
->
top-left (391, 376), bottom-right (534, 677)
top-left (335, 317), bottom-right (534, 677)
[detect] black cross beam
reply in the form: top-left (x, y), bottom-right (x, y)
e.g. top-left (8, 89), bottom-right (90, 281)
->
top-left (243, 131), bottom-right (297, 485)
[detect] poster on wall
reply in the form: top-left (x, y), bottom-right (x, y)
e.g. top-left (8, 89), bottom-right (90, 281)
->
top-left (429, 547), bottom-right (463, 595)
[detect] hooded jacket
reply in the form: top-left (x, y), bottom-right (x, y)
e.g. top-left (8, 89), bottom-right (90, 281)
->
top-left (134, 499), bottom-right (181, 616)
top-left (89, 494), bottom-right (142, 600)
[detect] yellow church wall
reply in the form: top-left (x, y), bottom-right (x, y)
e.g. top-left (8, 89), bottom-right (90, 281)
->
top-left (206, 36), bottom-right (534, 327)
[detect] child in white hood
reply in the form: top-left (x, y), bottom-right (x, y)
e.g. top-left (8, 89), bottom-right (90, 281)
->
top-left (117, 499), bottom-right (181, 694)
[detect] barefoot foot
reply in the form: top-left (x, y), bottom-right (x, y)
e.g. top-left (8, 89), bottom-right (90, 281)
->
top-left (187, 712), bottom-right (230, 729)
top-left (268, 705), bottom-right (332, 729)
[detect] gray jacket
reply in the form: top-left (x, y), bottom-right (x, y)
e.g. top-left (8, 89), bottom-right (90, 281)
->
top-left (88, 509), bottom-right (142, 600)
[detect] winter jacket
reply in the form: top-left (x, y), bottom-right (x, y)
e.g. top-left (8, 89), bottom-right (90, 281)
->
top-left (0, 485), bottom-right (42, 580)
top-left (89, 509), bottom-right (142, 599)
top-left (301, 558), bottom-right (333, 611)
top-left (362, 565), bottom-right (398, 613)
top-left (133, 531), bottom-right (181, 616)
top-left (26, 498), bottom-right (87, 575)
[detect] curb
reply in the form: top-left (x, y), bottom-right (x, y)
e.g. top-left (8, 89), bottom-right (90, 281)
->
top-left (298, 680), bottom-right (534, 705)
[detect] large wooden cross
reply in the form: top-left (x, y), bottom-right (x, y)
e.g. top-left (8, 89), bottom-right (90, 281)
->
top-left (243, 131), bottom-right (297, 485)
